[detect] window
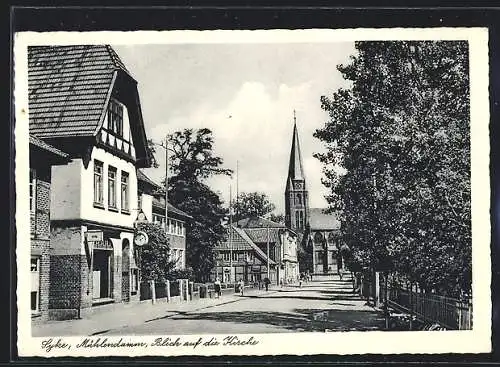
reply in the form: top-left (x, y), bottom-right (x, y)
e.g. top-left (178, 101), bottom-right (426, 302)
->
top-left (29, 168), bottom-right (36, 213)
top-left (121, 171), bottom-right (129, 212)
top-left (178, 250), bottom-right (184, 268)
top-left (223, 252), bottom-right (230, 261)
top-left (108, 166), bottom-right (117, 209)
top-left (107, 99), bottom-right (124, 137)
top-left (296, 193), bottom-right (302, 205)
top-left (232, 252), bottom-right (238, 261)
top-left (94, 160), bottom-right (104, 205)
top-left (131, 269), bottom-right (138, 294)
top-left (30, 257), bottom-right (40, 312)
top-left (315, 251), bottom-right (324, 264)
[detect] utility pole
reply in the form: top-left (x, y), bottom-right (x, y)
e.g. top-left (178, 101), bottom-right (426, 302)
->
top-left (236, 160), bottom-right (239, 225)
top-left (267, 223), bottom-right (270, 281)
top-left (229, 185), bottom-right (233, 283)
top-left (165, 135), bottom-right (169, 236)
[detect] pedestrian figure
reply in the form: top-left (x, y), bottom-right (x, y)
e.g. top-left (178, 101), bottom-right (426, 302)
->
top-left (299, 276), bottom-right (303, 288)
top-left (239, 279), bottom-right (244, 296)
top-left (280, 279), bottom-right (283, 288)
top-left (214, 278), bottom-right (221, 299)
top-left (264, 277), bottom-right (270, 291)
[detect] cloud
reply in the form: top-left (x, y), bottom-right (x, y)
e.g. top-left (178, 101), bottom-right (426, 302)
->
top-left (143, 79), bottom-right (331, 213)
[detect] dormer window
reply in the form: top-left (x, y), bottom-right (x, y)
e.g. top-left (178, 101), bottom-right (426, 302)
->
top-left (108, 98), bottom-right (124, 137)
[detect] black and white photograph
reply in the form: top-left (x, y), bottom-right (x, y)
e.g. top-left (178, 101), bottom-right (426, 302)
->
top-left (14, 28), bottom-right (491, 356)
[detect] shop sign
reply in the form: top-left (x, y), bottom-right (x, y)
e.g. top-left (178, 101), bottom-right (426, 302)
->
top-left (85, 230), bottom-right (103, 242)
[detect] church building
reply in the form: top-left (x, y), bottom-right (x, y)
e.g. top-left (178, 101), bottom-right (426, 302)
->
top-left (284, 112), bottom-right (343, 276)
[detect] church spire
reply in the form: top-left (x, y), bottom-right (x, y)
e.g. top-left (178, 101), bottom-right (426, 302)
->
top-left (287, 110), bottom-right (305, 182)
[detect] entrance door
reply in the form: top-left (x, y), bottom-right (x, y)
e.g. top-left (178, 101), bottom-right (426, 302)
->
top-left (93, 250), bottom-right (111, 299)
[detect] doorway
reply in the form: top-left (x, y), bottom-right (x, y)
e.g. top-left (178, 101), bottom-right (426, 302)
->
top-left (93, 250), bottom-right (111, 299)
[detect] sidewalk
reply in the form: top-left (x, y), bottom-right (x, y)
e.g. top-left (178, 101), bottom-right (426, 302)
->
top-left (32, 286), bottom-right (279, 337)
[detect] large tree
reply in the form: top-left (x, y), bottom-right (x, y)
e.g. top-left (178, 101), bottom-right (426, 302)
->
top-left (232, 191), bottom-right (276, 221)
top-left (136, 222), bottom-right (177, 282)
top-left (314, 41), bottom-right (471, 298)
top-left (163, 128), bottom-right (232, 282)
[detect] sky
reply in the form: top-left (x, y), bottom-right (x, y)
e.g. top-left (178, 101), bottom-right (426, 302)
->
top-left (113, 42), bottom-right (356, 214)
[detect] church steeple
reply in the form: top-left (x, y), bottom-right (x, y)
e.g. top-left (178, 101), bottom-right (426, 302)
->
top-left (287, 110), bottom-right (306, 185)
top-left (285, 110), bottom-right (309, 232)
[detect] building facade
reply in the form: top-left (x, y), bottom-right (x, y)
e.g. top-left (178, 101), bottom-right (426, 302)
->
top-left (284, 114), bottom-right (342, 276)
top-left (29, 136), bottom-right (70, 321)
top-left (237, 217), bottom-right (299, 285)
top-left (136, 169), bottom-right (191, 270)
top-left (28, 45), bottom-right (152, 319)
top-left (213, 224), bottom-right (277, 284)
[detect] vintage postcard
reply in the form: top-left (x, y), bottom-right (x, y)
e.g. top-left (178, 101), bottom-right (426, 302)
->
top-left (14, 28), bottom-right (491, 357)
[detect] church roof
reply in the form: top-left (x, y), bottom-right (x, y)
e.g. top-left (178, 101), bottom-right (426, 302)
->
top-left (309, 208), bottom-right (341, 230)
top-left (286, 120), bottom-right (306, 184)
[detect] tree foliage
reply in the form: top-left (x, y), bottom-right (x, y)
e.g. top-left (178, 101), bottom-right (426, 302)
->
top-left (232, 191), bottom-right (276, 221)
top-left (165, 128), bottom-right (231, 282)
top-left (314, 41), bottom-right (471, 297)
top-left (136, 222), bottom-right (176, 282)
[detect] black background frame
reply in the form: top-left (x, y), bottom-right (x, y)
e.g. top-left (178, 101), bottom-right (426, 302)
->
top-left (6, 3), bottom-right (500, 366)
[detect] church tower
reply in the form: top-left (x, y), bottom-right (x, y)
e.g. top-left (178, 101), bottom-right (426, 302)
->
top-left (285, 111), bottom-right (309, 233)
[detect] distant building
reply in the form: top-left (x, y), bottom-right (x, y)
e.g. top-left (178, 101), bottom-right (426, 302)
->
top-left (29, 45), bottom-right (152, 319)
top-left (213, 224), bottom-right (277, 284)
top-left (237, 217), bottom-right (299, 284)
top-left (284, 114), bottom-right (343, 275)
top-left (136, 169), bottom-right (192, 269)
top-left (29, 136), bottom-right (70, 321)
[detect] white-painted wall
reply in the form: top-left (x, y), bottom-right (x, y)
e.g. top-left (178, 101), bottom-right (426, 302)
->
top-left (80, 146), bottom-right (138, 229)
top-left (138, 192), bottom-right (153, 222)
top-left (51, 159), bottom-right (82, 220)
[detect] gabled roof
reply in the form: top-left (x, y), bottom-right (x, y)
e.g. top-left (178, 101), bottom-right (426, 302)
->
top-left (29, 135), bottom-right (69, 159)
top-left (309, 208), bottom-right (341, 230)
top-left (28, 45), bottom-right (151, 168)
top-left (137, 169), bottom-right (162, 191)
top-left (243, 227), bottom-right (281, 244)
top-left (28, 45), bottom-right (127, 138)
top-left (218, 225), bottom-right (276, 265)
top-left (237, 216), bottom-right (285, 229)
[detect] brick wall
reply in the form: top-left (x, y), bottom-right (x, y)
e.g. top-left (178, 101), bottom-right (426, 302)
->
top-left (49, 255), bottom-right (82, 310)
top-left (30, 239), bottom-right (50, 321)
top-left (30, 165), bottom-right (52, 321)
top-left (31, 166), bottom-right (51, 239)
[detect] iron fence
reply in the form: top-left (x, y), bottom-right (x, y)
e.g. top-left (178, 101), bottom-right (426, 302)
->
top-left (384, 284), bottom-right (472, 330)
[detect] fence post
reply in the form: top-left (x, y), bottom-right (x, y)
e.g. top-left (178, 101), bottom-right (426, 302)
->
top-left (178, 279), bottom-right (183, 300)
top-left (408, 283), bottom-right (413, 331)
top-left (184, 279), bottom-right (189, 301)
top-left (150, 280), bottom-right (156, 304)
top-left (166, 279), bottom-right (171, 302)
